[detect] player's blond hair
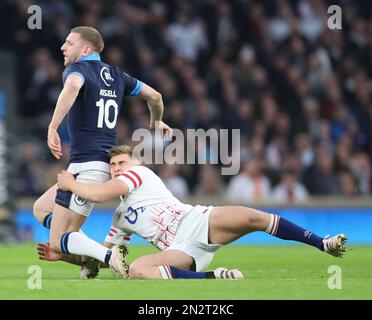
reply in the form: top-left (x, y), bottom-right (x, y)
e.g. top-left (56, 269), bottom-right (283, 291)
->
top-left (70, 26), bottom-right (104, 53)
top-left (108, 145), bottom-right (135, 160)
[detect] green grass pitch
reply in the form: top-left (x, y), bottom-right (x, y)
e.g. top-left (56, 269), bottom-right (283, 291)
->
top-left (0, 244), bottom-right (371, 300)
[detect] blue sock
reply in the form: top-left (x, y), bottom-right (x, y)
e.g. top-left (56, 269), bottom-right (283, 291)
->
top-left (60, 232), bottom-right (72, 254)
top-left (266, 214), bottom-right (324, 250)
top-left (42, 213), bottom-right (52, 229)
top-left (159, 266), bottom-right (215, 279)
top-left (104, 249), bottom-right (112, 265)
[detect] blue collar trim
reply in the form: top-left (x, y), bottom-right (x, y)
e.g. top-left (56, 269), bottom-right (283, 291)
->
top-left (78, 53), bottom-right (101, 62)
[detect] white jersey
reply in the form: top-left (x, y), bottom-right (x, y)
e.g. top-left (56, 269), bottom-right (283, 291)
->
top-left (105, 166), bottom-right (195, 250)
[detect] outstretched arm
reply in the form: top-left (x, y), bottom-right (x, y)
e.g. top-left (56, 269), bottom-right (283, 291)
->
top-left (57, 171), bottom-right (128, 203)
top-left (48, 75), bottom-right (84, 159)
top-left (136, 83), bottom-right (163, 124)
top-left (136, 84), bottom-right (173, 140)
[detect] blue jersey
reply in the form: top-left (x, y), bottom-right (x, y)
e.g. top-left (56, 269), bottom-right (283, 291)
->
top-left (62, 53), bottom-right (142, 163)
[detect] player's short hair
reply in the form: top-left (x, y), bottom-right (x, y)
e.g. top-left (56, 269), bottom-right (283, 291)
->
top-left (108, 145), bottom-right (135, 160)
top-left (70, 26), bottom-right (104, 53)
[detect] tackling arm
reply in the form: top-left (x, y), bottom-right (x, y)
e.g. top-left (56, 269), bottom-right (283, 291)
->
top-left (57, 171), bottom-right (128, 203)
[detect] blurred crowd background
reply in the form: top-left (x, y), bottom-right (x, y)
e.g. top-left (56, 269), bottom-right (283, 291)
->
top-left (3, 0), bottom-right (372, 203)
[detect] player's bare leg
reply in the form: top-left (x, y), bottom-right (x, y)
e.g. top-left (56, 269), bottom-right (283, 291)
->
top-left (49, 203), bottom-right (86, 253)
top-left (34, 185), bottom-right (99, 278)
top-left (33, 184), bottom-right (58, 228)
top-left (208, 206), bottom-right (270, 244)
top-left (208, 206), bottom-right (347, 257)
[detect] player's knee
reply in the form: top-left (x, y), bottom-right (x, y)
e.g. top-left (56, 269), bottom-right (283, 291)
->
top-left (33, 198), bottom-right (46, 223)
top-left (128, 262), bottom-right (146, 279)
top-left (128, 263), bottom-right (142, 279)
top-left (244, 209), bottom-right (265, 228)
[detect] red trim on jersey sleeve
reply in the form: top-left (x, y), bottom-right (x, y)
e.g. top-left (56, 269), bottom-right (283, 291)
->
top-left (127, 170), bottom-right (143, 186)
top-left (119, 173), bottom-right (137, 188)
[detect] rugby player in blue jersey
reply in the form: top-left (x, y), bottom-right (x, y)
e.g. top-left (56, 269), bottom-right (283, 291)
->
top-left (33, 26), bottom-right (172, 276)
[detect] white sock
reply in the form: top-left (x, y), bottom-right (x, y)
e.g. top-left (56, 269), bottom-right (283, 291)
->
top-left (265, 214), bottom-right (280, 235)
top-left (64, 232), bottom-right (110, 263)
top-left (265, 214), bottom-right (274, 233)
top-left (158, 266), bottom-right (172, 279)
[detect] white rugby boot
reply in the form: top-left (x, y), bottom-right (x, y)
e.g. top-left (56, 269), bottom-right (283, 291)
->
top-left (109, 244), bottom-right (130, 278)
top-left (214, 267), bottom-right (245, 279)
top-left (323, 234), bottom-right (347, 257)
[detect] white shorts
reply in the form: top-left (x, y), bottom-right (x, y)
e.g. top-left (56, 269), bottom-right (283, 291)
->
top-left (166, 205), bottom-right (221, 272)
top-left (55, 161), bottom-right (110, 217)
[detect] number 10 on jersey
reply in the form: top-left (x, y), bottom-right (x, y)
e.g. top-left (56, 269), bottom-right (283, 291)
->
top-left (96, 98), bottom-right (119, 129)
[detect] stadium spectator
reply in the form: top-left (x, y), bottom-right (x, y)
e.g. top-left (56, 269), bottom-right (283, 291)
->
top-left (338, 169), bottom-right (358, 197)
top-left (194, 165), bottom-right (226, 197)
top-left (159, 164), bottom-right (190, 199)
top-left (303, 152), bottom-right (341, 195)
top-left (271, 169), bottom-right (309, 203)
top-left (349, 152), bottom-right (372, 196)
top-left (226, 157), bottom-right (271, 203)
top-left (165, 12), bottom-right (208, 62)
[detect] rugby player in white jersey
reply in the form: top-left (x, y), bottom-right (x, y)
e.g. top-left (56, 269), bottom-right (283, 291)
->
top-left (39, 145), bottom-right (347, 280)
